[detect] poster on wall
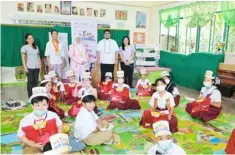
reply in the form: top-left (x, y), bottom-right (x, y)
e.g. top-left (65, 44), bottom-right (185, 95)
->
top-left (116, 22), bottom-right (125, 29)
top-left (48, 32), bottom-right (70, 79)
top-left (86, 8), bottom-right (93, 16)
top-left (37, 5), bottom-right (43, 13)
top-left (54, 6), bottom-right (60, 14)
top-left (80, 8), bottom-right (85, 16)
top-left (17, 3), bottom-right (24, 11)
top-left (133, 32), bottom-right (145, 44)
top-left (71, 20), bottom-right (97, 64)
top-left (100, 9), bottom-right (106, 17)
top-left (136, 11), bottom-right (146, 28)
top-left (27, 2), bottom-right (34, 12)
top-left (60, 1), bottom-right (71, 15)
top-left (45, 4), bottom-right (52, 13)
top-left (115, 10), bottom-right (128, 20)
top-left (72, 6), bottom-right (78, 15)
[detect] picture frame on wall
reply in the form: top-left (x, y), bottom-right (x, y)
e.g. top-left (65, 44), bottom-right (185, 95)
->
top-left (54, 6), bottom-right (60, 14)
top-left (37, 5), bottom-right (43, 13)
top-left (80, 8), bottom-right (85, 16)
top-left (27, 2), bottom-right (34, 12)
top-left (136, 11), bottom-right (147, 28)
top-left (86, 8), bottom-right (92, 16)
top-left (115, 10), bottom-right (128, 20)
top-left (94, 10), bottom-right (98, 17)
top-left (100, 9), bottom-right (106, 17)
top-left (133, 32), bottom-right (145, 44)
top-left (72, 6), bottom-right (78, 15)
top-left (17, 3), bottom-right (24, 12)
top-left (45, 4), bottom-right (52, 13)
top-left (60, 1), bottom-right (71, 15)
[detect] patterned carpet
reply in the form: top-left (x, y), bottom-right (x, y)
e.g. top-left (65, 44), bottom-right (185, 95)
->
top-left (1, 92), bottom-right (235, 154)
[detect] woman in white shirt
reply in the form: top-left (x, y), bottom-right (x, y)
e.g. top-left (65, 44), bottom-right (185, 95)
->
top-left (140, 78), bottom-right (178, 133)
top-left (185, 70), bottom-right (222, 122)
top-left (119, 36), bottom-right (135, 88)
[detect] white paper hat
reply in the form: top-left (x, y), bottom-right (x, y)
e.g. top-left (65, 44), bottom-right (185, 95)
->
top-left (82, 72), bottom-right (91, 79)
top-left (153, 121), bottom-right (171, 137)
top-left (105, 72), bottom-right (113, 77)
top-left (29, 87), bottom-right (48, 102)
top-left (41, 75), bottom-right (51, 84)
top-left (44, 133), bottom-right (70, 155)
top-left (48, 71), bottom-right (57, 78)
top-left (205, 70), bottom-right (215, 79)
top-left (117, 70), bottom-right (124, 78)
top-left (140, 68), bottom-right (147, 75)
top-left (66, 70), bottom-right (75, 78)
top-left (81, 92), bottom-right (94, 100)
top-left (161, 71), bottom-right (170, 78)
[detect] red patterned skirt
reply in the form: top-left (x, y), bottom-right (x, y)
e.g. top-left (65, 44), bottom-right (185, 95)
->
top-left (107, 99), bottom-right (141, 110)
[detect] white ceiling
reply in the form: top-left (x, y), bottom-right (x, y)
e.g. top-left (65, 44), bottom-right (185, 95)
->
top-left (95, 1), bottom-right (175, 7)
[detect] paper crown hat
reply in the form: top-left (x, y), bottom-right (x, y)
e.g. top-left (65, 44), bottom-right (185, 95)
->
top-left (153, 121), bottom-right (171, 137)
top-left (66, 70), bottom-right (75, 78)
top-left (161, 71), bottom-right (170, 78)
top-left (205, 70), bottom-right (215, 79)
top-left (140, 68), bottom-right (147, 75)
top-left (117, 70), bottom-right (124, 78)
top-left (48, 71), bottom-right (57, 78)
top-left (29, 87), bottom-right (48, 102)
top-left (82, 72), bottom-right (91, 79)
top-left (105, 72), bottom-right (113, 77)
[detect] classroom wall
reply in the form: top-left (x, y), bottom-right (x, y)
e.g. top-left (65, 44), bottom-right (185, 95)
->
top-left (1, 1), bottom-right (151, 44)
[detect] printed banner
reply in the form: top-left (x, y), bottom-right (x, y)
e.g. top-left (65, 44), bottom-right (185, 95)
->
top-left (49, 32), bottom-right (69, 79)
top-left (71, 20), bottom-right (97, 63)
top-left (133, 32), bottom-right (145, 44)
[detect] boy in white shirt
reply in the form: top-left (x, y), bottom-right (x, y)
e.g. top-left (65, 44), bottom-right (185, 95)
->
top-left (74, 94), bottom-right (114, 146)
top-left (17, 87), bottom-right (62, 154)
top-left (148, 121), bottom-right (186, 155)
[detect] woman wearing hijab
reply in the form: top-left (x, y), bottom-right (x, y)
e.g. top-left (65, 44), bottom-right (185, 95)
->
top-left (68, 36), bottom-right (89, 82)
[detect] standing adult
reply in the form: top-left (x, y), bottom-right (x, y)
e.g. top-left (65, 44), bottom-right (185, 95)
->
top-left (45, 30), bottom-right (65, 79)
top-left (21, 33), bottom-right (41, 97)
top-left (68, 36), bottom-right (89, 82)
top-left (119, 36), bottom-right (135, 87)
top-left (96, 29), bottom-right (119, 81)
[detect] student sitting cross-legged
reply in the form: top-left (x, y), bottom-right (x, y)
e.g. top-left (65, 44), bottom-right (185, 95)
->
top-left (74, 93), bottom-right (114, 146)
top-left (17, 87), bottom-right (63, 154)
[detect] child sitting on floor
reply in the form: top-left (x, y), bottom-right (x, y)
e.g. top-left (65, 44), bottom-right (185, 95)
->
top-left (161, 71), bottom-right (180, 107)
top-left (136, 68), bottom-right (152, 96)
top-left (41, 75), bottom-right (65, 118)
top-left (64, 70), bottom-right (81, 105)
top-left (107, 70), bottom-right (141, 110)
top-left (17, 87), bottom-right (62, 154)
top-left (140, 78), bottom-right (178, 133)
top-left (74, 94), bottom-right (114, 146)
top-left (68, 72), bottom-right (98, 117)
top-left (48, 71), bottom-right (65, 101)
top-left (185, 70), bottom-right (222, 122)
top-left (148, 121), bottom-right (186, 155)
top-left (98, 72), bottom-right (113, 100)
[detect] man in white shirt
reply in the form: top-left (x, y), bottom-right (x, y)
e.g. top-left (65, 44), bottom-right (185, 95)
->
top-left (45, 30), bottom-right (65, 79)
top-left (96, 29), bottom-right (119, 81)
top-left (148, 121), bottom-right (186, 155)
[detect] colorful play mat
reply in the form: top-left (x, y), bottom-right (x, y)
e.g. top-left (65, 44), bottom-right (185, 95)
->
top-left (1, 90), bottom-right (235, 154)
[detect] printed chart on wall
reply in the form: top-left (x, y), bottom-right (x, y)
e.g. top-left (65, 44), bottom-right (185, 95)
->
top-left (71, 20), bottom-right (98, 64)
top-left (133, 32), bottom-right (145, 44)
top-left (48, 32), bottom-right (69, 79)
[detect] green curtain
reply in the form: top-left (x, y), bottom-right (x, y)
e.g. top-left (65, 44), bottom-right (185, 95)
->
top-left (1, 25), bottom-right (129, 67)
top-left (221, 1), bottom-right (235, 26)
top-left (183, 2), bottom-right (218, 28)
top-left (159, 7), bottom-right (181, 28)
top-left (159, 51), bottom-right (224, 90)
top-left (1, 25), bottom-right (51, 67)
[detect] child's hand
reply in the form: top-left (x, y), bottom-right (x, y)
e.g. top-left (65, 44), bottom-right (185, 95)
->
top-left (93, 127), bottom-right (99, 133)
top-left (34, 143), bottom-right (44, 150)
top-left (168, 114), bottom-right (172, 120)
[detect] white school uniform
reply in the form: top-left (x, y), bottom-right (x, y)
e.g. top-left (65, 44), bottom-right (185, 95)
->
top-left (97, 39), bottom-right (119, 64)
top-left (45, 41), bottom-right (65, 65)
top-left (148, 143), bottom-right (186, 155)
top-left (136, 79), bottom-right (151, 87)
top-left (200, 86), bottom-right (221, 102)
top-left (74, 107), bottom-right (99, 141)
top-left (17, 111), bottom-right (62, 137)
top-left (149, 91), bottom-right (175, 110)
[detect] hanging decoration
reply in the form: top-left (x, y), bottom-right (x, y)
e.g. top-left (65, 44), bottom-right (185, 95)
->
top-left (159, 6), bottom-right (181, 28)
top-left (220, 1), bottom-right (235, 26)
top-left (183, 1), bottom-right (218, 28)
